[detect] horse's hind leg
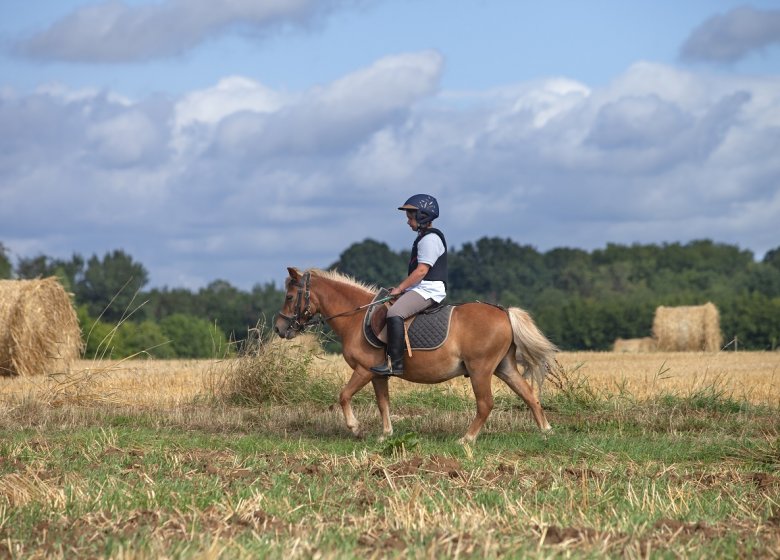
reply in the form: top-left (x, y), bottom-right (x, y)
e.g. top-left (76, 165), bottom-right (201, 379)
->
top-left (461, 360), bottom-right (496, 444)
top-left (371, 376), bottom-right (393, 441)
top-left (495, 354), bottom-right (552, 431)
top-left (339, 367), bottom-right (373, 437)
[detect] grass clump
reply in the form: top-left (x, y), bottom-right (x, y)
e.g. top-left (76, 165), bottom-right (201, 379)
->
top-left (545, 360), bottom-right (603, 412)
top-left (213, 327), bottom-right (340, 406)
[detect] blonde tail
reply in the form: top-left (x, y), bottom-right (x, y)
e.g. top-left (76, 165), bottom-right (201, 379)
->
top-left (507, 307), bottom-right (558, 392)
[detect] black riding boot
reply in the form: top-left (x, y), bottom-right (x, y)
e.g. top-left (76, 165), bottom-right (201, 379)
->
top-left (370, 316), bottom-right (405, 376)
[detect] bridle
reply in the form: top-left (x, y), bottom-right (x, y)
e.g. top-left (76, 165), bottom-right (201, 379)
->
top-left (277, 271), bottom-right (315, 333)
top-left (276, 271), bottom-right (394, 334)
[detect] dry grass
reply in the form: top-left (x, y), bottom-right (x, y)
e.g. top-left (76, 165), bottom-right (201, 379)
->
top-left (0, 358), bottom-right (214, 408)
top-left (0, 277), bottom-right (83, 377)
top-left (212, 331), bottom-right (340, 405)
top-left (303, 350), bottom-right (780, 406)
top-left (1, 349), bottom-right (776, 408)
top-left (555, 351), bottom-right (780, 404)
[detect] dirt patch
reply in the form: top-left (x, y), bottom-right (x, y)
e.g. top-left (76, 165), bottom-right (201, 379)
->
top-left (539, 525), bottom-right (598, 545)
top-left (483, 462), bottom-right (517, 485)
top-left (750, 472), bottom-right (780, 489)
top-left (425, 455), bottom-right (464, 478)
top-left (291, 462), bottom-right (322, 476)
top-left (358, 529), bottom-right (407, 552)
top-left (563, 466), bottom-right (606, 481)
top-left (101, 445), bottom-right (145, 459)
top-left (0, 456), bottom-right (24, 472)
top-left (661, 469), bottom-right (780, 492)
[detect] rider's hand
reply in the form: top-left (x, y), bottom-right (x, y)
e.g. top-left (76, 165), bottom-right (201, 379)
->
top-left (389, 286), bottom-right (404, 297)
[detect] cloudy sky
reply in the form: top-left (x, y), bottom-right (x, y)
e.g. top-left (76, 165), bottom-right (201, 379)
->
top-left (1, 1), bottom-right (779, 290)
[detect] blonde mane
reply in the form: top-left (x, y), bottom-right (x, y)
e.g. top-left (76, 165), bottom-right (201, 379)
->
top-left (308, 269), bottom-right (379, 296)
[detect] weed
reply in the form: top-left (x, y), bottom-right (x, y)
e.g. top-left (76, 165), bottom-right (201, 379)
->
top-left (381, 432), bottom-right (420, 456)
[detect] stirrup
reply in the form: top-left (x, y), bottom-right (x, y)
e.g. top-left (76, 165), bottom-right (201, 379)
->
top-left (370, 358), bottom-right (404, 376)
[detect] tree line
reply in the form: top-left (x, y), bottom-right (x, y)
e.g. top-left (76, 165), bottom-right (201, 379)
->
top-left (2, 238), bottom-right (779, 357)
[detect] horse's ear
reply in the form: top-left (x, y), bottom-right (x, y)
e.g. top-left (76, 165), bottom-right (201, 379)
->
top-left (287, 267), bottom-right (302, 281)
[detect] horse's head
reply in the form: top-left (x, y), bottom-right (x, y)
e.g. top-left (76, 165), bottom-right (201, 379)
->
top-left (274, 267), bottom-right (316, 339)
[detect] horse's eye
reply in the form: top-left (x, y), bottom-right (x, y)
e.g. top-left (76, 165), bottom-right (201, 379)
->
top-left (286, 295), bottom-right (293, 301)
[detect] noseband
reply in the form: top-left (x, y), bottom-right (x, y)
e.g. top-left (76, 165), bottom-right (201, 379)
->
top-left (277, 272), bottom-right (314, 333)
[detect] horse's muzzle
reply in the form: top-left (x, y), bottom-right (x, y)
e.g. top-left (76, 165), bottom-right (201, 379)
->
top-left (273, 314), bottom-right (297, 339)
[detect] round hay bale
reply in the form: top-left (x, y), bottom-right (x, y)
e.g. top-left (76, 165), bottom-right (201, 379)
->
top-left (613, 337), bottom-right (657, 353)
top-left (652, 302), bottom-right (722, 352)
top-left (0, 277), bottom-right (83, 376)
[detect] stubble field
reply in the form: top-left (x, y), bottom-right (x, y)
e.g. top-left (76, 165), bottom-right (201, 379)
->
top-left (1, 347), bottom-right (779, 558)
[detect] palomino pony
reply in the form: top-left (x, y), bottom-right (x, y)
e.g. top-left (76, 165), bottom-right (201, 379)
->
top-left (274, 267), bottom-right (556, 443)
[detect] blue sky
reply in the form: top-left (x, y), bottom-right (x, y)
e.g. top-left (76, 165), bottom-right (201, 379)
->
top-left (1, 1), bottom-right (779, 289)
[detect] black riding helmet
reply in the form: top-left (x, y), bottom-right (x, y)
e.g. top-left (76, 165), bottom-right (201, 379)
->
top-left (398, 194), bottom-right (439, 227)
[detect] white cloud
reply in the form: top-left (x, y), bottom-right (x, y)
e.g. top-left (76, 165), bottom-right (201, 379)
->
top-left (1, 58), bottom-right (779, 289)
top-left (17, 0), bottom-right (362, 62)
top-left (174, 76), bottom-right (287, 132)
top-left (208, 50), bottom-right (443, 158)
top-left (87, 110), bottom-right (166, 167)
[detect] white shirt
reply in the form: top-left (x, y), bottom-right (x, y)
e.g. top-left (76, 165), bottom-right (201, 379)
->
top-left (408, 232), bottom-right (446, 302)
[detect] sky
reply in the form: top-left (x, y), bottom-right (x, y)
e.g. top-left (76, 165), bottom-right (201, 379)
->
top-left (1, 0), bottom-right (779, 290)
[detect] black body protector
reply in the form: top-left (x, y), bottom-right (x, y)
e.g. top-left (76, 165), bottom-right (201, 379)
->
top-left (409, 228), bottom-right (448, 287)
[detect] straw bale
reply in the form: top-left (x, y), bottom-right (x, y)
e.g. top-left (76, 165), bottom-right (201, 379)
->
top-left (613, 337), bottom-right (657, 353)
top-left (652, 302), bottom-right (722, 352)
top-left (0, 277), bottom-right (83, 376)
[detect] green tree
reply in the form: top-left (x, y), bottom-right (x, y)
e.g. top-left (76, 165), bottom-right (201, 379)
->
top-left (329, 239), bottom-right (406, 287)
top-left (115, 321), bottom-right (175, 359)
top-left (250, 282), bottom-right (286, 328)
top-left (145, 286), bottom-right (200, 321)
top-left (76, 250), bottom-right (149, 322)
top-left (197, 279), bottom-right (255, 342)
top-left (16, 253), bottom-right (85, 292)
top-left (449, 237), bottom-right (547, 307)
top-left (0, 242), bottom-right (11, 279)
top-left (720, 293), bottom-right (780, 350)
top-left (160, 313), bottom-right (229, 358)
top-left (77, 305), bottom-right (116, 360)
top-left (764, 246), bottom-right (780, 272)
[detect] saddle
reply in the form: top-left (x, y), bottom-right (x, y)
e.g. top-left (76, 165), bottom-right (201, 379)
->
top-left (363, 289), bottom-right (455, 351)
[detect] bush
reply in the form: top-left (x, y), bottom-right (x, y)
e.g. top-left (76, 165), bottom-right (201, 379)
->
top-left (115, 320), bottom-right (176, 359)
top-left (78, 305), bottom-right (114, 359)
top-left (160, 313), bottom-right (230, 358)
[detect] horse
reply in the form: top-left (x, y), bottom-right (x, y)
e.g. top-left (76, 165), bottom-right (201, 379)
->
top-left (274, 267), bottom-right (556, 443)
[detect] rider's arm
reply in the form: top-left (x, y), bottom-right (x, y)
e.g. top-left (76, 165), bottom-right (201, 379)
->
top-left (391, 263), bottom-right (430, 295)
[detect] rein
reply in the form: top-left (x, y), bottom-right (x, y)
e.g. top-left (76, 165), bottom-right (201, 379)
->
top-left (278, 272), bottom-right (393, 332)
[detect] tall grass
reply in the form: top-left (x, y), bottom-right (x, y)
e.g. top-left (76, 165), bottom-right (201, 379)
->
top-left (210, 326), bottom-right (341, 406)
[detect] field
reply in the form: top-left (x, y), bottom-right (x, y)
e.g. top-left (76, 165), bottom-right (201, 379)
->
top-left (1, 348), bottom-right (779, 558)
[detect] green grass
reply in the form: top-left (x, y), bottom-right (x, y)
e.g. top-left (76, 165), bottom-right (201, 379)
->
top-left (1, 383), bottom-right (779, 558)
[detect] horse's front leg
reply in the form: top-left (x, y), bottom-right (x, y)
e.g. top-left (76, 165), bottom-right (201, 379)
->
top-left (339, 367), bottom-right (373, 437)
top-left (371, 376), bottom-right (393, 441)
